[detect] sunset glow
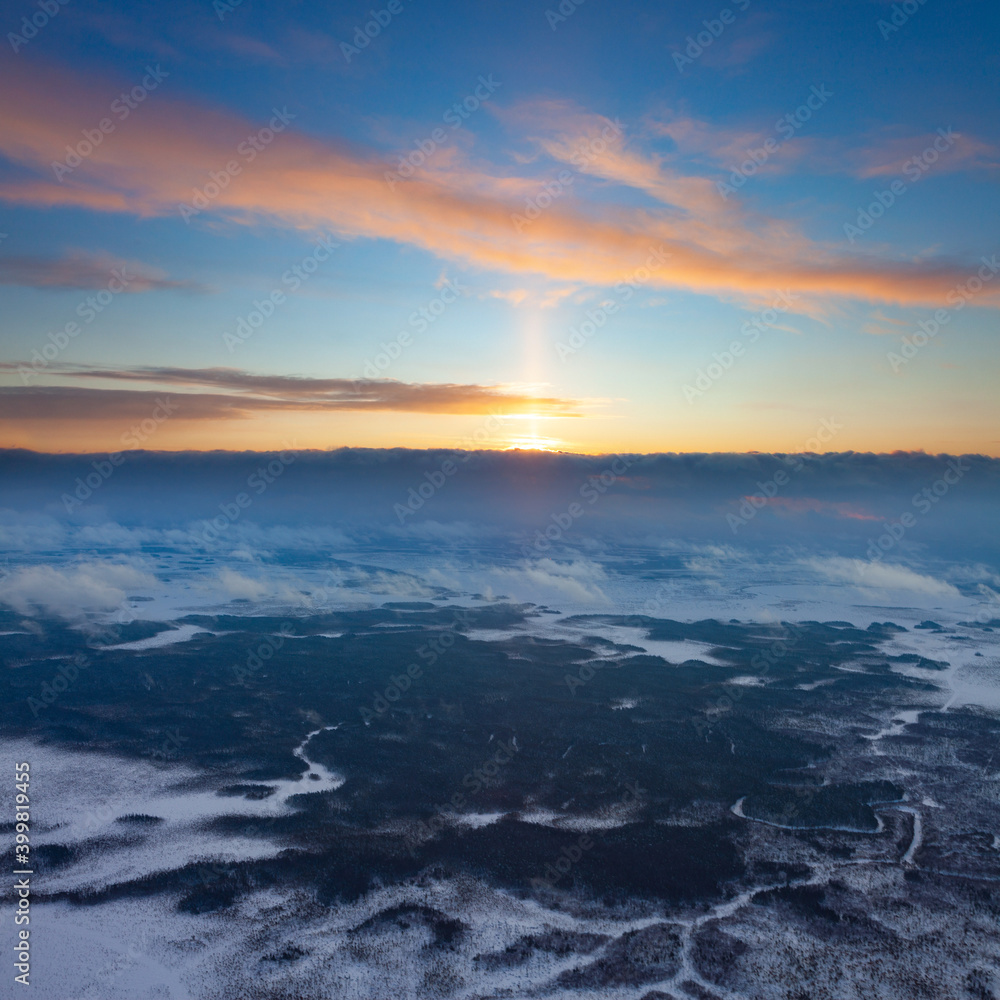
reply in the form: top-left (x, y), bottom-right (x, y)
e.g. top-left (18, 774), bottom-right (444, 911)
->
top-left (0, 0), bottom-right (996, 455)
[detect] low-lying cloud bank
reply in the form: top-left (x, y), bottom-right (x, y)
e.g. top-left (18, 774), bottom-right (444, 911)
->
top-left (0, 561), bottom-right (156, 617)
top-left (0, 448), bottom-right (996, 568)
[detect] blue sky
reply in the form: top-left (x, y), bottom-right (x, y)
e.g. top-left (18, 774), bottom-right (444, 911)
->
top-left (1, 0), bottom-right (997, 454)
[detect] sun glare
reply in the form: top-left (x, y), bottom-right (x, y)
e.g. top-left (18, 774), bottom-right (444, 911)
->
top-left (500, 411), bottom-right (563, 451)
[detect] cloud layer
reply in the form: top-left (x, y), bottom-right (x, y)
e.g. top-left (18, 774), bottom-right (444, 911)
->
top-left (0, 365), bottom-right (582, 419)
top-left (0, 448), bottom-right (996, 568)
top-left (2, 62), bottom-right (998, 311)
top-left (0, 252), bottom-right (206, 292)
top-left (0, 561), bottom-right (155, 617)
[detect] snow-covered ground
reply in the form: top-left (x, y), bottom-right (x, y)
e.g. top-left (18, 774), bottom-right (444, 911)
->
top-left (4, 543), bottom-right (1000, 998)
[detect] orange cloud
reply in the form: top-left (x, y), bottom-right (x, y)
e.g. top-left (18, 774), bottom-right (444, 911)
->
top-left (1, 61), bottom-right (998, 311)
top-left (849, 128), bottom-right (999, 179)
top-left (649, 111), bottom-right (999, 182)
top-left (498, 99), bottom-right (725, 219)
top-left (0, 367), bottom-right (582, 418)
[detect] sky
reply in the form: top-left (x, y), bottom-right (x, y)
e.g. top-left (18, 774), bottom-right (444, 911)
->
top-left (0, 0), bottom-right (997, 456)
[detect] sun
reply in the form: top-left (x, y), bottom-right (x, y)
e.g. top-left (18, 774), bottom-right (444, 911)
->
top-left (500, 412), bottom-right (562, 451)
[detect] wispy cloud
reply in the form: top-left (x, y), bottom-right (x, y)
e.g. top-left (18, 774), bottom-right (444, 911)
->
top-left (649, 112), bottom-right (999, 181)
top-left (0, 365), bottom-right (583, 418)
top-left (847, 128), bottom-right (999, 179)
top-left (805, 556), bottom-right (961, 596)
top-left (0, 560), bottom-right (155, 617)
top-left (499, 99), bottom-right (725, 219)
top-left (700, 26), bottom-right (776, 71)
top-left (861, 309), bottom-right (911, 336)
top-left (209, 33), bottom-right (284, 63)
top-left (0, 252), bottom-right (207, 292)
top-left (1, 61), bottom-right (997, 312)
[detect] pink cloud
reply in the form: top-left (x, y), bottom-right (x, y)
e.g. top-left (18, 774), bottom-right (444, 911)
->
top-left (1, 61), bottom-right (997, 312)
